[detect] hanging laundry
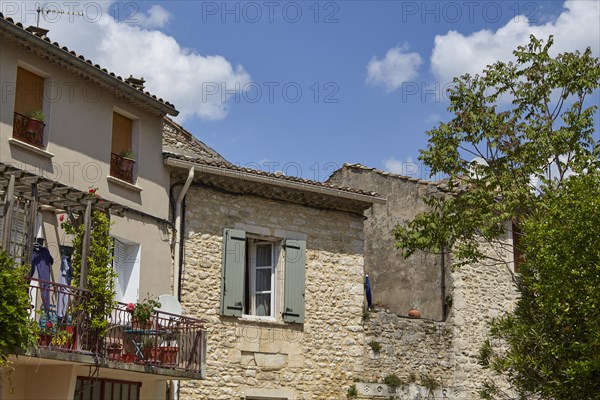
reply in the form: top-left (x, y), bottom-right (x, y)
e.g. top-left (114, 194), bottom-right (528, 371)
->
top-left (31, 241), bottom-right (54, 317)
top-left (57, 246), bottom-right (73, 321)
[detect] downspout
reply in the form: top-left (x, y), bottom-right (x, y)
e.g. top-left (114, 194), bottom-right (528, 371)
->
top-left (173, 167), bottom-right (194, 302)
top-left (440, 247), bottom-right (448, 322)
top-left (170, 167), bottom-right (194, 400)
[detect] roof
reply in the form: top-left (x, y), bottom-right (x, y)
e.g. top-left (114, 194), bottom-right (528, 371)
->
top-left (164, 153), bottom-right (384, 214)
top-left (0, 14), bottom-right (178, 116)
top-left (163, 117), bottom-right (229, 164)
top-left (330, 163), bottom-right (452, 191)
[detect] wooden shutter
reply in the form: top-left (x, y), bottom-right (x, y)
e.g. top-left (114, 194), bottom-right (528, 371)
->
top-left (283, 239), bottom-right (306, 323)
top-left (220, 229), bottom-right (246, 317)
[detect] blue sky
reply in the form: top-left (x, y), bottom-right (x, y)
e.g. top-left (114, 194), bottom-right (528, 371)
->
top-left (3, 1), bottom-right (599, 180)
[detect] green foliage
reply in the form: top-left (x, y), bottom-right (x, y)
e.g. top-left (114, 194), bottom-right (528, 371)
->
top-left (420, 375), bottom-right (440, 393)
top-left (382, 373), bottom-right (403, 388)
top-left (0, 251), bottom-right (37, 367)
top-left (347, 384), bottom-right (358, 398)
top-left (131, 296), bottom-right (161, 325)
top-left (119, 149), bottom-right (135, 159)
top-left (26, 109), bottom-right (45, 121)
top-left (394, 35), bottom-right (600, 266)
top-left (64, 209), bottom-right (116, 336)
top-left (368, 340), bottom-right (382, 353)
top-left (480, 172), bottom-right (600, 399)
top-left (362, 306), bottom-right (370, 323)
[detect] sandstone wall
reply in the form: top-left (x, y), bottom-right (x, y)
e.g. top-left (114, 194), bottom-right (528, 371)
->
top-left (179, 185), bottom-right (368, 399)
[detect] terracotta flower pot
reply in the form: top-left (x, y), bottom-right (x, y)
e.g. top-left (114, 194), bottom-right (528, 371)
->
top-left (107, 348), bottom-right (122, 361)
top-left (408, 308), bottom-right (421, 318)
top-left (39, 334), bottom-right (53, 346)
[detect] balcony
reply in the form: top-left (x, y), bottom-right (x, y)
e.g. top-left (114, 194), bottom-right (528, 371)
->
top-left (28, 278), bottom-right (206, 378)
top-left (13, 112), bottom-right (45, 148)
top-left (110, 153), bottom-right (136, 183)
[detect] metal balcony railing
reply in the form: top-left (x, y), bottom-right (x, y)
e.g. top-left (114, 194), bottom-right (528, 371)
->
top-left (28, 278), bottom-right (205, 374)
top-left (110, 153), bottom-right (136, 183)
top-left (13, 112), bottom-right (45, 148)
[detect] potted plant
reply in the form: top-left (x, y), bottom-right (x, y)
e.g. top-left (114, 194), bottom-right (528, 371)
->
top-left (119, 149), bottom-right (136, 173)
top-left (25, 109), bottom-right (45, 133)
top-left (128, 297), bottom-right (161, 329)
top-left (51, 329), bottom-right (73, 349)
top-left (160, 330), bottom-right (179, 366)
top-left (142, 336), bottom-right (160, 363)
top-left (39, 320), bottom-right (54, 346)
top-left (408, 300), bottom-right (421, 318)
top-left (106, 342), bottom-right (122, 361)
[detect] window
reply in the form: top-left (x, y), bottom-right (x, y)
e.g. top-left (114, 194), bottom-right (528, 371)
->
top-left (73, 377), bottom-right (141, 400)
top-left (110, 112), bottom-right (136, 183)
top-left (112, 238), bottom-right (141, 304)
top-left (220, 229), bottom-right (306, 323)
top-left (13, 66), bottom-right (46, 148)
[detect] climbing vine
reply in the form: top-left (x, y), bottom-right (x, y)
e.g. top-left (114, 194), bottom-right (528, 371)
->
top-left (0, 251), bottom-right (37, 367)
top-left (63, 206), bottom-right (115, 336)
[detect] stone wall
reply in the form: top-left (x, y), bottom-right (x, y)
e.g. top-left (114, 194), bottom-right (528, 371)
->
top-left (179, 185), bottom-right (368, 399)
top-left (328, 165), bottom-right (449, 320)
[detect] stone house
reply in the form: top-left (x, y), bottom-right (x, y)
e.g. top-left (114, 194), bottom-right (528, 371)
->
top-left (0, 16), bottom-right (205, 400)
top-left (162, 140), bottom-right (384, 398)
top-left (328, 164), bottom-right (519, 398)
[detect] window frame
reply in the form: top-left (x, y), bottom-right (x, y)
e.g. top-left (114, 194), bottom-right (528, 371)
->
top-left (73, 376), bottom-right (141, 400)
top-left (246, 238), bottom-right (280, 320)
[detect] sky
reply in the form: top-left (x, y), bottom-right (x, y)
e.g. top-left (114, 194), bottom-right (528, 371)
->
top-left (2, 0), bottom-right (599, 181)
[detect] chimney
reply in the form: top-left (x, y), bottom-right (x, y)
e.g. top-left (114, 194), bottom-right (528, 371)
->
top-left (125, 75), bottom-right (146, 90)
top-left (26, 26), bottom-right (49, 37)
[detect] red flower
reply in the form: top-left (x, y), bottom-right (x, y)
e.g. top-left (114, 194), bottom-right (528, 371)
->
top-left (45, 321), bottom-right (53, 329)
top-left (59, 215), bottom-right (65, 222)
top-left (88, 188), bottom-right (96, 194)
top-left (126, 303), bottom-right (135, 312)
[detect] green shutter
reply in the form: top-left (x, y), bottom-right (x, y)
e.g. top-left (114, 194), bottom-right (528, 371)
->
top-left (221, 229), bottom-right (246, 317)
top-left (283, 239), bottom-right (306, 323)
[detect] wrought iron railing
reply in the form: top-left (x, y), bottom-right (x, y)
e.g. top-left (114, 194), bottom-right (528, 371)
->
top-left (28, 278), bottom-right (205, 374)
top-left (13, 112), bottom-right (45, 148)
top-left (110, 153), bottom-right (136, 183)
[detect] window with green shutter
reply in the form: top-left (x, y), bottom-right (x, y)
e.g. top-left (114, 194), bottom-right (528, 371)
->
top-left (220, 229), bottom-right (306, 323)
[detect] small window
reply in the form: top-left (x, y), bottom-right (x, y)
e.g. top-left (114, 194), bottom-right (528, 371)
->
top-left (113, 238), bottom-right (141, 304)
top-left (110, 112), bottom-right (136, 183)
top-left (221, 229), bottom-right (306, 323)
top-left (246, 240), bottom-right (279, 317)
top-left (13, 66), bottom-right (46, 148)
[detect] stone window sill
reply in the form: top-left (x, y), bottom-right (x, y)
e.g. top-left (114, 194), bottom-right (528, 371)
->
top-left (239, 315), bottom-right (287, 326)
top-left (9, 138), bottom-right (54, 158)
top-left (107, 175), bottom-right (143, 192)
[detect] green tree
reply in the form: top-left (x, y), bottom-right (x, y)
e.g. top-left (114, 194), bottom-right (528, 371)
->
top-left (394, 36), bottom-right (599, 266)
top-left (480, 171), bottom-right (600, 399)
top-left (393, 35), bottom-right (600, 398)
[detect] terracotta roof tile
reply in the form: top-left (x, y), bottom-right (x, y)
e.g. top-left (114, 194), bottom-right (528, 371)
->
top-left (164, 153), bottom-right (381, 198)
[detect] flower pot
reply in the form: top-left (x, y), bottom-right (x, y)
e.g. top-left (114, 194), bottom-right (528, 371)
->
top-left (122, 353), bottom-right (136, 363)
top-left (132, 319), bottom-right (152, 330)
top-left (26, 117), bottom-right (44, 134)
top-left (120, 157), bottom-right (135, 173)
top-left (107, 348), bottom-right (122, 362)
top-left (408, 308), bottom-right (421, 318)
top-left (160, 346), bottom-right (178, 366)
top-left (39, 334), bottom-right (53, 346)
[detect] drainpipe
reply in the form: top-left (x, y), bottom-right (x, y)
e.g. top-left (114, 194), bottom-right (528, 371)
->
top-left (173, 167), bottom-right (194, 301)
top-left (170, 167), bottom-right (194, 400)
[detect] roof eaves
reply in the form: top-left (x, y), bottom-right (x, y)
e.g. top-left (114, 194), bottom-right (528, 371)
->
top-left (164, 153), bottom-right (385, 205)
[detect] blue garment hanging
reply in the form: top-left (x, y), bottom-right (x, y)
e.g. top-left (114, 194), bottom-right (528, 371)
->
top-left (31, 245), bottom-right (54, 317)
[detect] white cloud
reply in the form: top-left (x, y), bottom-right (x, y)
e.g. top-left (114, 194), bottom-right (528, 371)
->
top-left (366, 44), bottom-right (423, 92)
top-left (4, 1), bottom-right (251, 121)
top-left (431, 0), bottom-right (600, 84)
top-left (383, 157), bottom-right (420, 176)
top-left (137, 5), bottom-right (172, 29)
